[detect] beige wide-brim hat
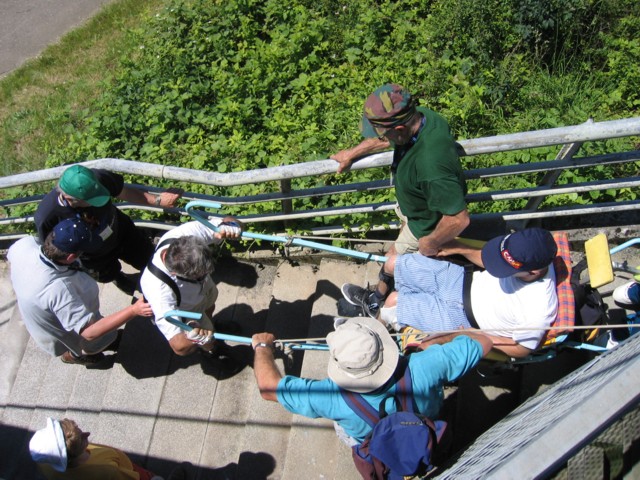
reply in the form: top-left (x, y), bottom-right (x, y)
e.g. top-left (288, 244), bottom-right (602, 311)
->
top-left (327, 316), bottom-right (400, 393)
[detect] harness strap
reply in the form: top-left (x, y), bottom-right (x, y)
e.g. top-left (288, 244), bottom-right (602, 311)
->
top-left (341, 357), bottom-right (413, 427)
top-left (146, 239), bottom-right (181, 307)
top-left (462, 264), bottom-right (479, 329)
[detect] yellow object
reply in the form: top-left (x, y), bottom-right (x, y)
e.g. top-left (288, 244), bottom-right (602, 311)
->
top-left (456, 237), bottom-right (486, 248)
top-left (484, 349), bottom-right (512, 362)
top-left (399, 326), bottom-right (430, 353)
top-left (37, 443), bottom-right (140, 480)
top-left (585, 234), bottom-right (614, 288)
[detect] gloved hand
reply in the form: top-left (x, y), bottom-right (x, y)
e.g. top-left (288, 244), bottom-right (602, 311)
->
top-left (218, 221), bottom-right (242, 237)
top-left (186, 327), bottom-right (214, 346)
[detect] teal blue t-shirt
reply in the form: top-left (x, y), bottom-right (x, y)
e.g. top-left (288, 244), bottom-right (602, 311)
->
top-left (276, 336), bottom-right (482, 442)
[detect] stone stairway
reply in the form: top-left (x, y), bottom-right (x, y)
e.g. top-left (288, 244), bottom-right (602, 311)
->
top-left (0, 253), bottom-right (380, 480)
top-left (1, 243), bottom-right (635, 479)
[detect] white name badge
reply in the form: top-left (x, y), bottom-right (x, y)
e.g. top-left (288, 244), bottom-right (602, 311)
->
top-left (99, 225), bottom-right (114, 240)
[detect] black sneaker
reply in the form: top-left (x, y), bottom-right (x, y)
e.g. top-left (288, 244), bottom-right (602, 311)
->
top-left (199, 342), bottom-right (243, 375)
top-left (337, 298), bottom-right (366, 317)
top-left (341, 283), bottom-right (380, 318)
top-left (167, 462), bottom-right (192, 480)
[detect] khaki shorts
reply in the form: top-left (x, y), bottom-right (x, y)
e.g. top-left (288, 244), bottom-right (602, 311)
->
top-left (393, 204), bottom-right (419, 255)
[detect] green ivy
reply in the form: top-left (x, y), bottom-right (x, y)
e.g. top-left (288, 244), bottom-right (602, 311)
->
top-left (45, 0), bottom-right (640, 229)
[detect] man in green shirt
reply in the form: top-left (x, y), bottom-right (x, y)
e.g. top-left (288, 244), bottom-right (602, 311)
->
top-left (332, 84), bottom-right (469, 317)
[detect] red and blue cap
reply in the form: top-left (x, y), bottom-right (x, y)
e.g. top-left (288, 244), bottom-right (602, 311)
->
top-left (481, 228), bottom-right (557, 278)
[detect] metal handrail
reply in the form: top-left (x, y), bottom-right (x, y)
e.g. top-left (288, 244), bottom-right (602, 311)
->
top-left (438, 334), bottom-right (640, 479)
top-left (2, 117), bottom-right (640, 188)
top-left (1, 117), bottom-right (639, 240)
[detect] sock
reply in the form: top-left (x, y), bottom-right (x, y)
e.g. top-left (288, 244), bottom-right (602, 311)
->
top-left (379, 306), bottom-right (400, 331)
top-left (371, 290), bottom-right (385, 305)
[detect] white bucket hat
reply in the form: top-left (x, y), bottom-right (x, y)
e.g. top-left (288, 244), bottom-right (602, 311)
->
top-left (29, 417), bottom-right (67, 472)
top-left (327, 317), bottom-right (399, 393)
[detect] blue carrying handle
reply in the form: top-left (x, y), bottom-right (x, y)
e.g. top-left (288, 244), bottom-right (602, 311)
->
top-left (185, 200), bottom-right (388, 264)
top-left (609, 238), bottom-right (640, 280)
top-left (162, 310), bottom-right (329, 351)
top-left (609, 238), bottom-right (640, 255)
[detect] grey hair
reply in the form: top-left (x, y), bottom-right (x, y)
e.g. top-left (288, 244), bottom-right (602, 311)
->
top-left (164, 235), bottom-right (215, 279)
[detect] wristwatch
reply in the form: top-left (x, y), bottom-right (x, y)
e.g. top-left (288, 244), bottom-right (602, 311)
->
top-left (253, 342), bottom-right (273, 351)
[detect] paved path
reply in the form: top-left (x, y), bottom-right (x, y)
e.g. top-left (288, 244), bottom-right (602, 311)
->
top-left (0, 0), bottom-right (114, 77)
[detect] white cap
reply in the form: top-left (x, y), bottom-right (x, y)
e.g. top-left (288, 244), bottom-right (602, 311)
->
top-left (29, 418), bottom-right (67, 471)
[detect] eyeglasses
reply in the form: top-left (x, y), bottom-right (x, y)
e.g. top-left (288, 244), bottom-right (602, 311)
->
top-left (61, 194), bottom-right (90, 208)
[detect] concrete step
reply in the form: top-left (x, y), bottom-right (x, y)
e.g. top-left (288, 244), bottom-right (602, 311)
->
top-left (8, 251), bottom-right (628, 479)
top-left (236, 260), bottom-right (319, 480)
top-left (280, 258), bottom-right (372, 480)
top-left (1, 337), bottom-right (53, 479)
top-left (28, 351), bottom-right (80, 426)
top-left (0, 259), bottom-right (28, 411)
top-left (88, 279), bottom-right (171, 468)
top-left (2, 254), bottom-right (352, 479)
top-left (198, 259), bottom-right (279, 476)
top-left (64, 353), bottom-right (117, 437)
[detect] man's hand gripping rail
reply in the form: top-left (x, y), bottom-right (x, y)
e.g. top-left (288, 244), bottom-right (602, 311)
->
top-left (185, 200), bottom-right (389, 264)
top-left (162, 310), bottom-right (330, 351)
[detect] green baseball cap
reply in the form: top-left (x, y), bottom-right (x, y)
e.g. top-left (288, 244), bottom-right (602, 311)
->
top-left (59, 165), bottom-right (111, 207)
top-left (359, 83), bottom-right (417, 138)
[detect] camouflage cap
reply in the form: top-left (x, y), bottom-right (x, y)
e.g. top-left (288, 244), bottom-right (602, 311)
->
top-left (359, 84), bottom-right (417, 138)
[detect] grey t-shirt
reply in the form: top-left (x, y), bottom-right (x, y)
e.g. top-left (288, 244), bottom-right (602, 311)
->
top-left (8, 236), bottom-right (111, 356)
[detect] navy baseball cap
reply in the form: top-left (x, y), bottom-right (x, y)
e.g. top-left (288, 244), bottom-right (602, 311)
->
top-left (52, 218), bottom-right (94, 253)
top-left (481, 228), bottom-right (557, 278)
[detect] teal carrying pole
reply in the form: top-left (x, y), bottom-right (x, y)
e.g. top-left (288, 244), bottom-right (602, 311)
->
top-left (162, 310), bottom-right (329, 351)
top-left (610, 238), bottom-right (640, 280)
top-left (609, 238), bottom-right (640, 255)
top-left (185, 200), bottom-right (388, 263)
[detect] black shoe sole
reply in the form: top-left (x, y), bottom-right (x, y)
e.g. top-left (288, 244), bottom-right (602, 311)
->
top-left (337, 298), bottom-right (367, 317)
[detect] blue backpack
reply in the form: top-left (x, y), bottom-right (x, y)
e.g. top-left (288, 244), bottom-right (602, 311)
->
top-left (340, 359), bottom-right (447, 480)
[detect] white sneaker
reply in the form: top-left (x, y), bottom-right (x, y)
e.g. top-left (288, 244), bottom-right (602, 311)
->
top-left (612, 281), bottom-right (640, 306)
